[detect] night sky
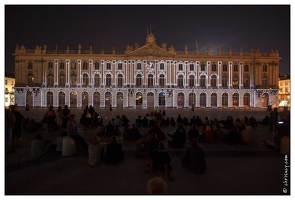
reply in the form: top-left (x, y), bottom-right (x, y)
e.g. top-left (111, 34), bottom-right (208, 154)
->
top-left (5, 5), bottom-right (290, 75)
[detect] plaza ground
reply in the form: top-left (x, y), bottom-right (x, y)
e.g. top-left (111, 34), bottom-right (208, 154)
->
top-left (4, 107), bottom-right (290, 195)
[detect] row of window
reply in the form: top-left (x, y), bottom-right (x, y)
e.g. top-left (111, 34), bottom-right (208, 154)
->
top-left (44, 91), bottom-right (254, 107)
top-left (26, 61), bottom-right (266, 72)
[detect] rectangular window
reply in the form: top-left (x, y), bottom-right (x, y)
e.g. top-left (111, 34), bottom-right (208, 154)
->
top-left (160, 63), bottom-right (165, 70)
top-left (118, 63), bottom-right (123, 70)
top-left (136, 63), bottom-right (141, 70)
top-left (233, 65), bottom-right (238, 72)
top-left (223, 64), bottom-right (227, 72)
top-left (263, 65), bottom-right (267, 72)
top-left (83, 62), bottom-right (88, 70)
top-left (28, 62), bottom-right (33, 69)
top-left (201, 64), bottom-right (206, 71)
top-left (5, 80), bottom-right (7, 85)
top-left (94, 62), bottom-right (99, 70)
top-left (60, 62), bottom-right (65, 70)
top-left (178, 64), bottom-right (183, 71)
top-left (244, 65), bottom-right (249, 72)
top-left (211, 64), bottom-right (217, 71)
top-left (71, 62), bottom-right (76, 70)
top-left (5, 97), bottom-right (8, 102)
top-left (106, 63), bottom-right (111, 70)
top-left (48, 62), bottom-right (53, 69)
top-left (190, 64), bottom-right (194, 71)
top-left (285, 87), bottom-right (289, 93)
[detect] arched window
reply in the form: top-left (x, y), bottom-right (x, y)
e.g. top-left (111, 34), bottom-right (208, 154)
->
top-left (243, 74), bottom-right (250, 88)
top-left (200, 75), bottom-right (206, 87)
top-left (232, 93), bottom-right (239, 106)
top-left (148, 74), bottom-right (153, 87)
top-left (159, 74), bottom-right (165, 87)
top-left (71, 73), bottom-right (77, 87)
top-left (82, 91), bottom-right (88, 107)
top-left (27, 73), bottom-right (34, 85)
top-left (70, 91), bottom-right (77, 108)
top-left (211, 75), bottom-right (217, 88)
top-left (136, 74), bottom-right (142, 87)
top-left (177, 75), bottom-right (184, 88)
top-left (222, 93), bottom-right (228, 107)
top-left (93, 92), bottom-right (100, 108)
top-left (244, 93), bottom-right (250, 106)
top-left (117, 74), bottom-right (123, 88)
top-left (200, 93), bottom-right (206, 107)
top-left (94, 74), bottom-right (101, 87)
top-left (47, 73), bottom-right (54, 87)
top-left (58, 92), bottom-right (65, 107)
top-left (59, 73), bottom-right (66, 87)
top-left (177, 93), bottom-right (184, 107)
top-left (82, 74), bottom-right (89, 87)
top-left (189, 75), bottom-right (194, 88)
top-left (159, 92), bottom-right (165, 106)
top-left (211, 93), bottom-right (217, 107)
top-left (232, 75), bottom-right (239, 88)
top-left (47, 91), bottom-right (53, 106)
top-left (106, 74), bottom-right (112, 87)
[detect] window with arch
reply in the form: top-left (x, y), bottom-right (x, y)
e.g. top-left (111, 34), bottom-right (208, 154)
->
top-left (47, 91), bottom-right (54, 106)
top-left (47, 73), bottom-right (54, 87)
top-left (177, 75), bottom-right (184, 88)
top-left (106, 63), bottom-right (111, 70)
top-left (160, 63), bottom-right (164, 70)
top-left (58, 92), bottom-right (65, 107)
top-left (59, 73), bottom-right (66, 87)
top-left (136, 74), bottom-right (142, 87)
top-left (189, 64), bottom-right (194, 71)
top-left (222, 64), bottom-right (227, 72)
top-left (262, 75), bottom-right (268, 87)
top-left (232, 75), bottom-right (239, 88)
top-left (244, 64), bottom-right (249, 72)
top-left (60, 62), bottom-right (65, 70)
top-left (189, 75), bottom-right (194, 87)
top-left (94, 74), bottom-right (101, 87)
top-left (93, 92), bottom-right (100, 108)
top-left (70, 73), bottom-right (77, 87)
top-left (233, 64), bottom-right (238, 72)
top-left (200, 93), bottom-right (206, 107)
top-left (118, 63), bottom-right (123, 70)
top-left (28, 61), bottom-right (33, 69)
top-left (244, 93), bottom-right (250, 106)
top-left (82, 91), bottom-right (88, 107)
top-left (82, 74), bottom-right (89, 87)
top-left (177, 93), bottom-right (184, 107)
top-left (222, 75), bottom-right (228, 87)
top-left (27, 73), bottom-right (34, 85)
top-left (200, 75), bottom-right (206, 87)
top-left (211, 64), bottom-right (217, 71)
top-left (222, 93), bottom-right (228, 106)
top-left (106, 74), bottom-right (112, 87)
top-left (48, 62), bottom-right (53, 69)
top-left (201, 64), bottom-right (206, 71)
top-left (232, 93), bottom-right (239, 106)
top-left (136, 63), bottom-right (141, 70)
top-left (211, 93), bottom-right (217, 107)
top-left (178, 64), bottom-right (183, 71)
top-left (159, 74), bottom-right (165, 87)
top-left (71, 62), bottom-right (76, 70)
top-left (243, 75), bottom-right (250, 88)
top-left (211, 75), bottom-right (217, 87)
top-left (263, 64), bottom-right (267, 72)
top-left (83, 62), bottom-right (88, 70)
top-left (94, 62), bottom-right (99, 70)
top-left (117, 74), bottom-right (123, 88)
top-left (148, 74), bottom-right (153, 87)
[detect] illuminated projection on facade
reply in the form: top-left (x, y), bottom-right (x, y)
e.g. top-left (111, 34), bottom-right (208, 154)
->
top-left (13, 29), bottom-right (280, 109)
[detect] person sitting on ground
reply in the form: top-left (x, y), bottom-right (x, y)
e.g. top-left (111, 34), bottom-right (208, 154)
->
top-left (188, 124), bottom-right (199, 141)
top-left (176, 114), bottom-right (183, 124)
top-left (105, 121), bottom-right (114, 136)
top-left (129, 123), bottom-right (142, 140)
top-left (30, 133), bottom-right (52, 159)
top-left (149, 117), bottom-right (156, 128)
top-left (203, 125), bottom-right (215, 143)
top-left (146, 176), bottom-right (168, 194)
top-left (165, 117), bottom-right (170, 126)
top-left (170, 117), bottom-right (176, 126)
top-left (136, 115), bottom-right (142, 128)
top-left (56, 130), bottom-right (68, 153)
top-left (148, 123), bottom-right (166, 141)
top-left (234, 118), bottom-right (245, 132)
top-left (88, 137), bottom-right (106, 166)
top-left (136, 132), bottom-right (150, 158)
top-left (249, 116), bottom-right (258, 128)
top-left (262, 115), bottom-right (270, 125)
top-left (142, 116), bottom-right (149, 127)
top-left (240, 124), bottom-right (257, 145)
top-left (183, 116), bottom-right (189, 126)
top-left (105, 135), bottom-right (124, 164)
top-left (189, 116), bottom-right (197, 126)
top-left (214, 123), bottom-right (226, 142)
top-left (113, 115), bottom-right (121, 127)
top-left (67, 114), bottom-right (88, 151)
top-left (123, 123), bottom-right (131, 140)
top-left (226, 126), bottom-right (240, 144)
top-left (168, 123), bottom-right (187, 148)
top-left (181, 138), bottom-right (206, 174)
top-left (145, 141), bottom-right (173, 182)
top-left (113, 125), bottom-right (121, 136)
top-left (147, 133), bottom-right (159, 156)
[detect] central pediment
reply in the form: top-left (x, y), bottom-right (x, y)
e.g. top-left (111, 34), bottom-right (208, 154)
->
top-left (126, 43), bottom-right (175, 57)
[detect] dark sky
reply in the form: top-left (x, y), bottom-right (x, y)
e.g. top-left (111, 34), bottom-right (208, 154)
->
top-left (5, 5), bottom-right (290, 75)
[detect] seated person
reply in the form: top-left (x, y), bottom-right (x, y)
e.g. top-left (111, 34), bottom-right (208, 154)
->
top-left (136, 132), bottom-right (149, 158)
top-left (240, 125), bottom-right (256, 145)
top-left (181, 138), bottom-right (206, 174)
top-left (67, 114), bottom-right (88, 151)
top-left (31, 133), bottom-right (52, 159)
top-left (136, 115), bottom-right (142, 128)
top-left (168, 123), bottom-right (186, 148)
top-left (226, 126), bottom-right (240, 144)
top-left (105, 135), bottom-right (124, 164)
top-left (105, 121), bottom-right (114, 136)
top-left (146, 176), bottom-right (168, 194)
top-left (142, 116), bottom-right (149, 127)
top-left (214, 123), bottom-right (226, 142)
top-left (145, 141), bottom-right (173, 182)
top-left (148, 124), bottom-right (165, 141)
top-left (56, 130), bottom-right (68, 153)
top-left (129, 124), bottom-right (142, 140)
top-left (88, 137), bottom-right (106, 166)
top-left (203, 125), bottom-right (215, 143)
top-left (188, 124), bottom-right (199, 140)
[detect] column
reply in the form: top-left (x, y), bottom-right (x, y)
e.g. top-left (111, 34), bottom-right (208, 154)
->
top-left (89, 60), bottom-right (93, 86)
top-left (196, 61), bottom-right (199, 86)
top-left (206, 61), bottom-right (210, 88)
top-left (239, 62), bottom-right (243, 88)
top-left (228, 62), bottom-right (232, 87)
top-left (218, 61), bottom-right (222, 88)
top-left (66, 59), bottom-right (70, 86)
top-left (54, 59), bottom-right (58, 87)
top-left (78, 59), bottom-right (82, 86)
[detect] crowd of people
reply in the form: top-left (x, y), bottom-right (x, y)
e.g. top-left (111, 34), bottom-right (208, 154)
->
top-left (5, 105), bottom-right (290, 185)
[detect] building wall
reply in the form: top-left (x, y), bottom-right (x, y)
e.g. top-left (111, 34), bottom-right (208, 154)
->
top-left (4, 76), bottom-right (15, 107)
top-left (13, 33), bottom-right (280, 109)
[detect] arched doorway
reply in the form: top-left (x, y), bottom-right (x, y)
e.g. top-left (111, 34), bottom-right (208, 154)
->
top-left (136, 92), bottom-right (143, 107)
top-left (105, 92), bottom-right (112, 108)
top-left (244, 93), bottom-right (250, 107)
top-left (117, 92), bottom-right (123, 108)
top-left (262, 93), bottom-right (269, 107)
top-left (46, 91), bottom-right (53, 107)
top-left (189, 93), bottom-right (196, 107)
top-left (232, 93), bottom-right (239, 107)
top-left (58, 92), bottom-right (65, 107)
top-left (177, 93), bottom-right (184, 107)
top-left (147, 92), bottom-right (154, 108)
top-left (82, 91), bottom-right (88, 108)
top-left (159, 92), bottom-right (166, 107)
top-left (70, 91), bottom-right (77, 108)
top-left (211, 93), bottom-right (217, 107)
top-left (93, 92), bottom-right (100, 108)
top-left (200, 93), bottom-right (206, 107)
top-left (26, 91), bottom-right (33, 108)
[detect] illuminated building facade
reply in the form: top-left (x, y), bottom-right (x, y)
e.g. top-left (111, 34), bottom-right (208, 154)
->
top-left (5, 72), bottom-right (15, 108)
top-left (278, 74), bottom-right (290, 107)
top-left (13, 30), bottom-right (280, 109)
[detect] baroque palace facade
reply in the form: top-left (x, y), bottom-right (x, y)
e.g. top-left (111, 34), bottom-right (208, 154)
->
top-left (13, 31), bottom-right (280, 109)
